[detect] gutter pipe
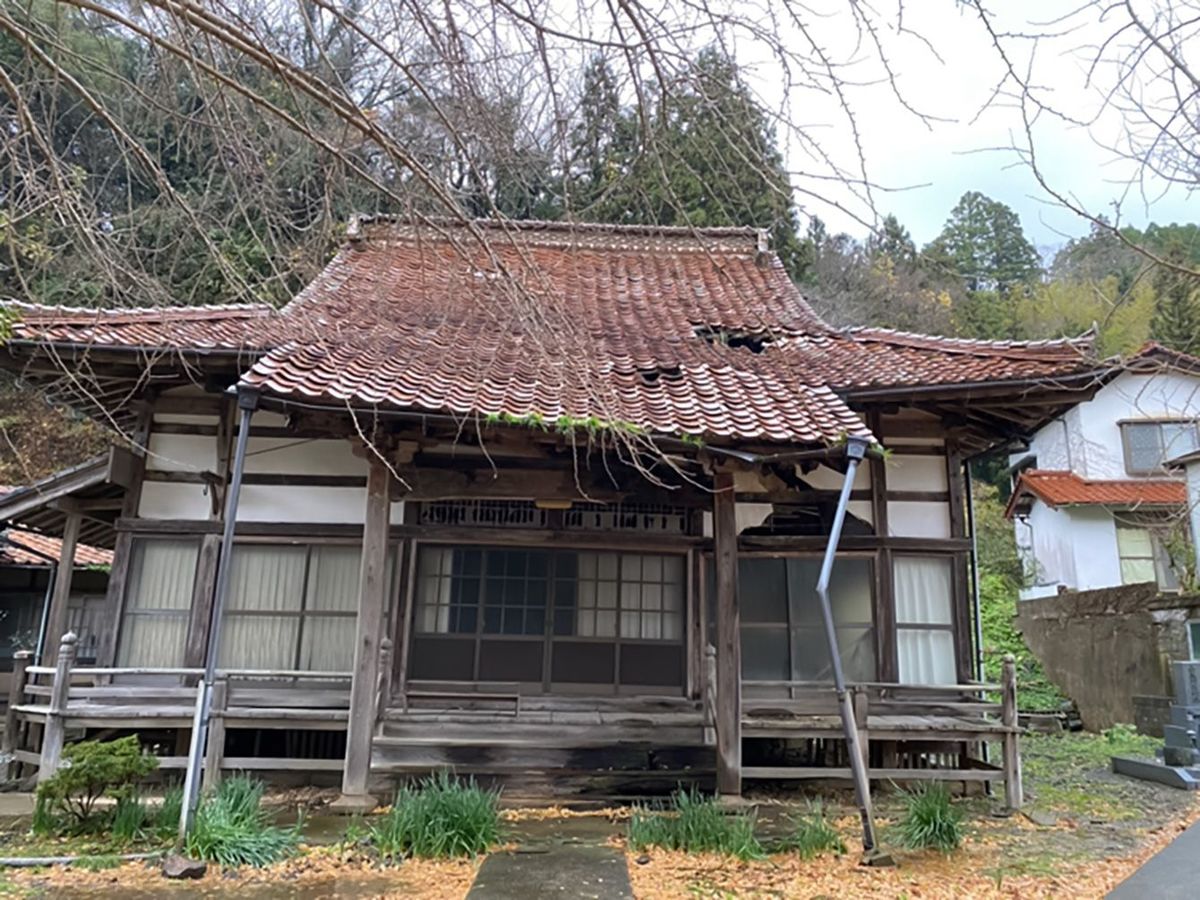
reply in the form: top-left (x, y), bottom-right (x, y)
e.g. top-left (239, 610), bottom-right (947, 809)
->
top-left (816, 435), bottom-right (887, 862)
top-left (180, 387), bottom-right (258, 839)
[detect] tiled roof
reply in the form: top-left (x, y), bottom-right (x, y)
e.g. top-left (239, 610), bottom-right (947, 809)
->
top-left (3, 219), bottom-right (1106, 445)
top-left (1005, 469), bottom-right (1187, 517)
top-left (0, 529), bottom-right (113, 567)
top-left (779, 329), bottom-right (1094, 391)
top-left (5, 302), bottom-right (280, 352)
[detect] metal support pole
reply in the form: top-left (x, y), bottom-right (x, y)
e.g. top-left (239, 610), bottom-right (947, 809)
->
top-left (180, 389), bottom-right (257, 840)
top-left (816, 436), bottom-right (884, 860)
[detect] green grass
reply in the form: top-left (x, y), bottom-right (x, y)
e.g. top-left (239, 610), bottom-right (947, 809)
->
top-left (73, 854), bottom-right (122, 872)
top-left (896, 784), bottom-right (963, 852)
top-left (184, 776), bottom-right (298, 868)
top-left (109, 794), bottom-right (146, 845)
top-left (1020, 727), bottom-right (1163, 820)
top-left (628, 789), bottom-right (763, 861)
top-left (776, 801), bottom-right (846, 859)
top-left (368, 771), bottom-right (500, 861)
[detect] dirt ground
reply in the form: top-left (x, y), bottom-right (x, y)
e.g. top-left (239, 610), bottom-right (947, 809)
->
top-left (0, 732), bottom-right (1194, 898)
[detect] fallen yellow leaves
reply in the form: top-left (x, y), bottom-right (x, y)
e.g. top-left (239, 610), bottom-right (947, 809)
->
top-left (624, 806), bottom-right (1200, 899)
top-left (8, 846), bottom-right (481, 899)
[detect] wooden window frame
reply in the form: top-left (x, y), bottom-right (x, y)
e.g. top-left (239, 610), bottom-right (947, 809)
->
top-left (115, 536), bottom-right (202, 667)
top-left (892, 552), bottom-right (959, 685)
top-left (408, 542), bottom-right (688, 693)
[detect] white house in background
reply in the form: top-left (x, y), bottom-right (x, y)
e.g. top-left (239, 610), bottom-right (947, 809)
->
top-left (1007, 344), bottom-right (1200, 601)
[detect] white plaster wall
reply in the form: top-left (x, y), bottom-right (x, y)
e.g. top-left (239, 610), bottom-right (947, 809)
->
top-left (1015, 502), bottom-right (1076, 599)
top-left (242, 439), bottom-right (370, 476)
top-left (886, 455), bottom-right (948, 492)
top-left (1068, 507), bottom-right (1123, 590)
top-left (146, 434), bottom-right (217, 473)
top-left (1018, 371), bottom-right (1200, 480)
top-left (139, 482), bottom-right (213, 520)
top-left (887, 501), bottom-right (951, 539)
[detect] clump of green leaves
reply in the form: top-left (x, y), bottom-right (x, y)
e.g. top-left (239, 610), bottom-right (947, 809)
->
top-left (896, 784), bottom-right (963, 852)
top-left (34, 736), bottom-right (158, 835)
top-left (185, 776), bottom-right (298, 868)
top-left (778, 801), bottom-right (845, 859)
top-left (628, 788), bottom-right (763, 861)
top-left (369, 771), bottom-right (500, 861)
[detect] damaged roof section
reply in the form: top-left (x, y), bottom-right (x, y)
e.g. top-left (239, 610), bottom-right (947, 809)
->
top-left (2, 218), bottom-right (1107, 448)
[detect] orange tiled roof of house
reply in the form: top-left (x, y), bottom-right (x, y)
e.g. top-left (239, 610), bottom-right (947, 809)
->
top-left (1005, 469), bottom-right (1187, 518)
top-left (0, 529), bottom-right (113, 567)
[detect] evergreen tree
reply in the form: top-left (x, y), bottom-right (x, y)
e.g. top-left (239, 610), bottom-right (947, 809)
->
top-left (926, 191), bottom-right (1041, 293)
top-left (1151, 246), bottom-right (1200, 353)
top-left (567, 49), bottom-right (808, 279)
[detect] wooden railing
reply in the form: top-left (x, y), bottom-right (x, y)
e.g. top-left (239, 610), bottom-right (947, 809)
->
top-left (737, 654), bottom-right (1023, 809)
top-left (6, 633), bottom-right (354, 786)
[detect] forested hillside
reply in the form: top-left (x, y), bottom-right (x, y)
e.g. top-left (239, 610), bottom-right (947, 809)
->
top-left (1, 4), bottom-right (1198, 484)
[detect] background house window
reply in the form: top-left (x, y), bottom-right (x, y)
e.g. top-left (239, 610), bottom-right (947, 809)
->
top-left (1189, 620), bottom-right (1200, 660)
top-left (219, 544), bottom-right (365, 671)
top-left (1121, 420), bottom-right (1199, 475)
top-left (894, 555), bottom-right (957, 685)
top-left (117, 538), bottom-right (200, 667)
top-left (411, 546), bottom-right (685, 691)
top-left (1115, 523), bottom-right (1179, 590)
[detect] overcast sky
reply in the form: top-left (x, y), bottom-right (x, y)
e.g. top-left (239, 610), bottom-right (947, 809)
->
top-left (740, 1), bottom-right (1195, 255)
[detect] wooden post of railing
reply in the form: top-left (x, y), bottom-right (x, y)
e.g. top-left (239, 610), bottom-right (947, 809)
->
top-left (375, 637), bottom-right (393, 729)
top-left (202, 679), bottom-right (228, 793)
top-left (2, 650), bottom-right (32, 779)
top-left (852, 687), bottom-right (870, 776)
top-left (1001, 654), bottom-right (1023, 810)
top-left (703, 644), bottom-right (718, 747)
top-left (39, 633), bottom-right (77, 782)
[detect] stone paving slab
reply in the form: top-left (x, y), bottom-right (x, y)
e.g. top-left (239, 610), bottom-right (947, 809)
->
top-left (1107, 820), bottom-right (1200, 900)
top-left (467, 845), bottom-right (633, 900)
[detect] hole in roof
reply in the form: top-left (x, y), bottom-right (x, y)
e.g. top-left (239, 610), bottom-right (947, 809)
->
top-left (639, 365), bottom-right (683, 385)
top-left (693, 324), bottom-right (773, 354)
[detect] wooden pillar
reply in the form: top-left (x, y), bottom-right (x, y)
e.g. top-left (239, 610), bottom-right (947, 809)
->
top-left (712, 469), bottom-right (741, 798)
top-left (333, 454), bottom-right (392, 812)
top-left (202, 679), bottom-right (228, 792)
top-left (42, 511), bottom-right (81, 666)
top-left (39, 633), bottom-right (76, 782)
top-left (3, 650), bottom-right (32, 779)
top-left (1001, 654), bottom-right (1023, 810)
top-left (946, 445), bottom-right (973, 683)
top-left (867, 411), bottom-right (896, 683)
top-left (183, 534), bottom-right (223, 669)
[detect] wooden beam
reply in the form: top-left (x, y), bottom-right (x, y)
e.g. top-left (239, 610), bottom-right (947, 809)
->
top-left (868, 410), bottom-right (897, 683)
top-left (95, 531), bottom-right (133, 668)
top-left (41, 512), bottom-right (80, 666)
top-left (334, 454), bottom-right (393, 812)
top-left (183, 534), bottom-right (222, 669)
top-left (712, 469), bottom-right (741, 797)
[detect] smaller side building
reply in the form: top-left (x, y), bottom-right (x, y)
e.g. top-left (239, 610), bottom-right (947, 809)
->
top-left (0, 528), bottom-right (111, 700)
top-left (1008, 344), bottom-right (1200, 600)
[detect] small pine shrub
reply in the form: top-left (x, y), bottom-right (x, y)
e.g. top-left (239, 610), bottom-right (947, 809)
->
top-left (34, 736), bottom-right (157, 834)
top-left (185, 776), bottom-right (298, 868)
top-left (628, 788), bottom-right (763, 861)
top-left (780, 801), bottom-right (846, 859)
top-left (897, 784), bottom-right (963, 852)
top-left (369, 771), bottom-right (500, 861)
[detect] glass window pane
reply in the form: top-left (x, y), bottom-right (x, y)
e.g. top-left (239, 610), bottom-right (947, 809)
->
top-left (741, 629), bottom-right (789, 680)
top-left (898, 630), bottom-right (956, 685)
top-left (227, 545), bottom-right (306, 612)
top-left (117, 615), bottom-right (188, 667)
top-left (894, 556), bottom-right (953, 625)
top-left (305, 546), bottom-right (360, 612)
top-left (740, 559), bottom-right (787, 623)
top-left (1161, 422), bottom-right (1198, 462)
top-left (1116, 525), bottom-right (1153, 558)
top-left (830, 560), bottom-right (874, 626)
top-left (219, 615), bottom-right (299, 669)
top-left (125, 539), bottom-right (199, 612)
top-left (1120, 558), bottom-right (1156, 584)
top-left (785, 558), bottom-right (823, 625)
top-left (837, 626), bottom-right (877, 682)
top-left (298, 616), bottom-right (355, 670)
top-left (1125, 423), bottom-right (1163, 472)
